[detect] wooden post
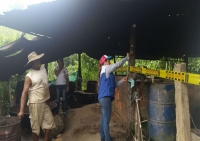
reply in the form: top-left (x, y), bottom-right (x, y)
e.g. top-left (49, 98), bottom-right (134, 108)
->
top-left (114, 55), bottom-right (116, 75)
top-left (78, 54), bottom-right (82, 90)
top-left (126, 24), bottom-right (136, 140)
top-left (8, 78), bottom-right (11, 104)
top-left (0, 96), bottom-right (2, 116)
top-left (183, 55), bottom-right (188, 72)
top-left (8, 78), bottom-right (15, 107)
top-left (8, 78), bottom-right (15, 108)
top-left (45, 63), bottom-right (48, 74)
top-left (174, 63), bottom-right (191, 141)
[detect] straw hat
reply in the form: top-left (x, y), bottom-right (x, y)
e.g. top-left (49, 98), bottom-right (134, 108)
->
top-left (25, 51), bottom-right (44, 66)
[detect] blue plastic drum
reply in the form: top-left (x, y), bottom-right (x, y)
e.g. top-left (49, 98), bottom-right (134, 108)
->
top-left (147, 81), bottom-right (176, 141)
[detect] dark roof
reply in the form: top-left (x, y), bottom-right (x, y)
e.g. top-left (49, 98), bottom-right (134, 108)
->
top-left (0, 0), bottom-right (200, 80)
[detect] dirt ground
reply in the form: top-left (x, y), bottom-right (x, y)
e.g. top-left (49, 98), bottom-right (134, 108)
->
top-left (60, 103), bottom-right (126, 141)
top-left (21, 103), bottom-right (127, 141)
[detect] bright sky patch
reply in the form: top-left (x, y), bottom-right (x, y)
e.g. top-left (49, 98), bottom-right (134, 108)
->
top-left (0, 0), bottom-right (55, 15)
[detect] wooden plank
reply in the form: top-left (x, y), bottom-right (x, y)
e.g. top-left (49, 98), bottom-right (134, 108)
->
top-left (126, 24), bottom-right (136, 140)
top-left (174, 63), bottom-right (191, 141)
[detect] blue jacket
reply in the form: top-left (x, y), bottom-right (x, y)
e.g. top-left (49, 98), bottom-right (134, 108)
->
top-left (98, 72), bottom-right (116, 100)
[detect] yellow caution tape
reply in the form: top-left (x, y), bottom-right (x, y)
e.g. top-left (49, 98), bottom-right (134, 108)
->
top-left (173, 71), bottom-right (185, 82)
top-left (131, 67), bottom-right (141, 73)
top-left (159, 70), bottom-right (166, 79)
top-left (146, 69), bottom-right (158, 76)
top-left (115, 66), bottom-right (200, 86)
top-left (115, 67), bottom-right (127, 72)
top-left (187, 73), bottom-right (200, 85)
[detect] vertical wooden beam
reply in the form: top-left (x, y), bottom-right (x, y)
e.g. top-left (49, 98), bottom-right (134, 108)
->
top-left (183, 55), bottom-right (188, 72)
top-left (8, 78), bottom-right (11, 104)
top-left (174, 63), bottom-right (191, 141)
top-left (126, 24), bottom-right (136, 140)
top-left (45, 63), bottom-right (48, 74)
top-left (78, 54), bottom-right (82, 90)
top-left (129, 24), bottom-right (136, 65)
top-left (8, 77), bottom-right (15, 108)
top-left (0, 95), bottom-right (2, 116)
top-left (114, 55), bottom-right (116, 75)
top-left (8, 79), bottom-right (11, 107)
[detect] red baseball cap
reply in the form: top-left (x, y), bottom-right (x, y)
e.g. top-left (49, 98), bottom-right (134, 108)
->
top-left (99, 55), bottom-right (113, 65)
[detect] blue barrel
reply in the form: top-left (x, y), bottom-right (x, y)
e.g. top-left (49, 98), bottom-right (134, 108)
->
top-left (148, 81), bottom-right (176, 141)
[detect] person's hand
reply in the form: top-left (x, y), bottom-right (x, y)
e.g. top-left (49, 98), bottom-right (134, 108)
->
top-left (17, 111), bottom-right (24, 120)
top-left (66, 86), bottom-right (69, 92)
top-left (122, 77), bottom-right (127, 82)
top-left (126, 53), bottom-right (129, 59)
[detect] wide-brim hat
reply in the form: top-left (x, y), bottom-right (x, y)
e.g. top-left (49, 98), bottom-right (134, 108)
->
top-left (24, 51), bottom-right (44, 67)
top-left (99, 55), bottom-right (113, 65)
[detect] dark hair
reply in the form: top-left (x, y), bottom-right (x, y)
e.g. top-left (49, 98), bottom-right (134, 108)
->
top-left (57, 58), bottom-right (64, 64)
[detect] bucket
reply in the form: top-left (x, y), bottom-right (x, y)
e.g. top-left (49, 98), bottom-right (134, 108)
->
top-left (147, 81), bottom-right (176, 141)
top-left (0, 116), bottom-right (21, 141)
top-left (9, 105), bottom-right (29, 128)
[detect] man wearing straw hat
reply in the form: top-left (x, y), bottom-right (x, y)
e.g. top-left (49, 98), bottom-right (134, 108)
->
top-left (18, 51), bottom-right (55, 141)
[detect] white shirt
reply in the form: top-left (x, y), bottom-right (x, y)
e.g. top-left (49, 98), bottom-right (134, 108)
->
top-left (54, 66), bottom-right (68, 85)
top-left (26, 66), bottom-right (50, 103)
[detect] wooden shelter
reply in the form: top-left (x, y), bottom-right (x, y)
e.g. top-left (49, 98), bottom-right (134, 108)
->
top-left (0, 0), bottom-right (200, 140)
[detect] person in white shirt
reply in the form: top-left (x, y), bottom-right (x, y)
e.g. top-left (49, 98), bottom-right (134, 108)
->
top-left (18, 51), bottom-right (55, 141)
top-left (54, 58), bottom-right (69, 117)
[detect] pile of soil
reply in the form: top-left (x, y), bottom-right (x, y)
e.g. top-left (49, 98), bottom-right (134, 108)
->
top-left (60, 103), bottom-right (126, 141)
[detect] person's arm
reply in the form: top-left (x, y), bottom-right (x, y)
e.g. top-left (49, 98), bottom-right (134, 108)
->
top-left (116, 77), bottom-right (127, 87)
top-left (66, 73), bottom-right (69, 92)
top-left (55, 66), bottom-right (63, 76)
top-left (105, 54), bottom-right (129, 78)
top-left (17, 76), bottom-right (31, 120)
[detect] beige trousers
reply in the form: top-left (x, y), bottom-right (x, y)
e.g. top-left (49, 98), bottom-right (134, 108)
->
top-left (28, 102), bottom-right (55, 135)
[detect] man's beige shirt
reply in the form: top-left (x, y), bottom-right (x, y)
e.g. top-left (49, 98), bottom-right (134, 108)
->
top-left (26, 66), bottom-right (50, 104)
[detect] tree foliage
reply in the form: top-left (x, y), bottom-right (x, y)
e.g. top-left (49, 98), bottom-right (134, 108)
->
top-left (0, 26), bottom-right (21, 46)
top-left (81, 53), bottom-right (98, 90)
top-left (188, 57), bottom-right (200, 73)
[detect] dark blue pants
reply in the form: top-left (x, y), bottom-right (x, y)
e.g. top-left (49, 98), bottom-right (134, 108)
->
top-left (55, 85), bottom-right (67, 114)
top-left (99, 97), bottom-right (112, 141)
